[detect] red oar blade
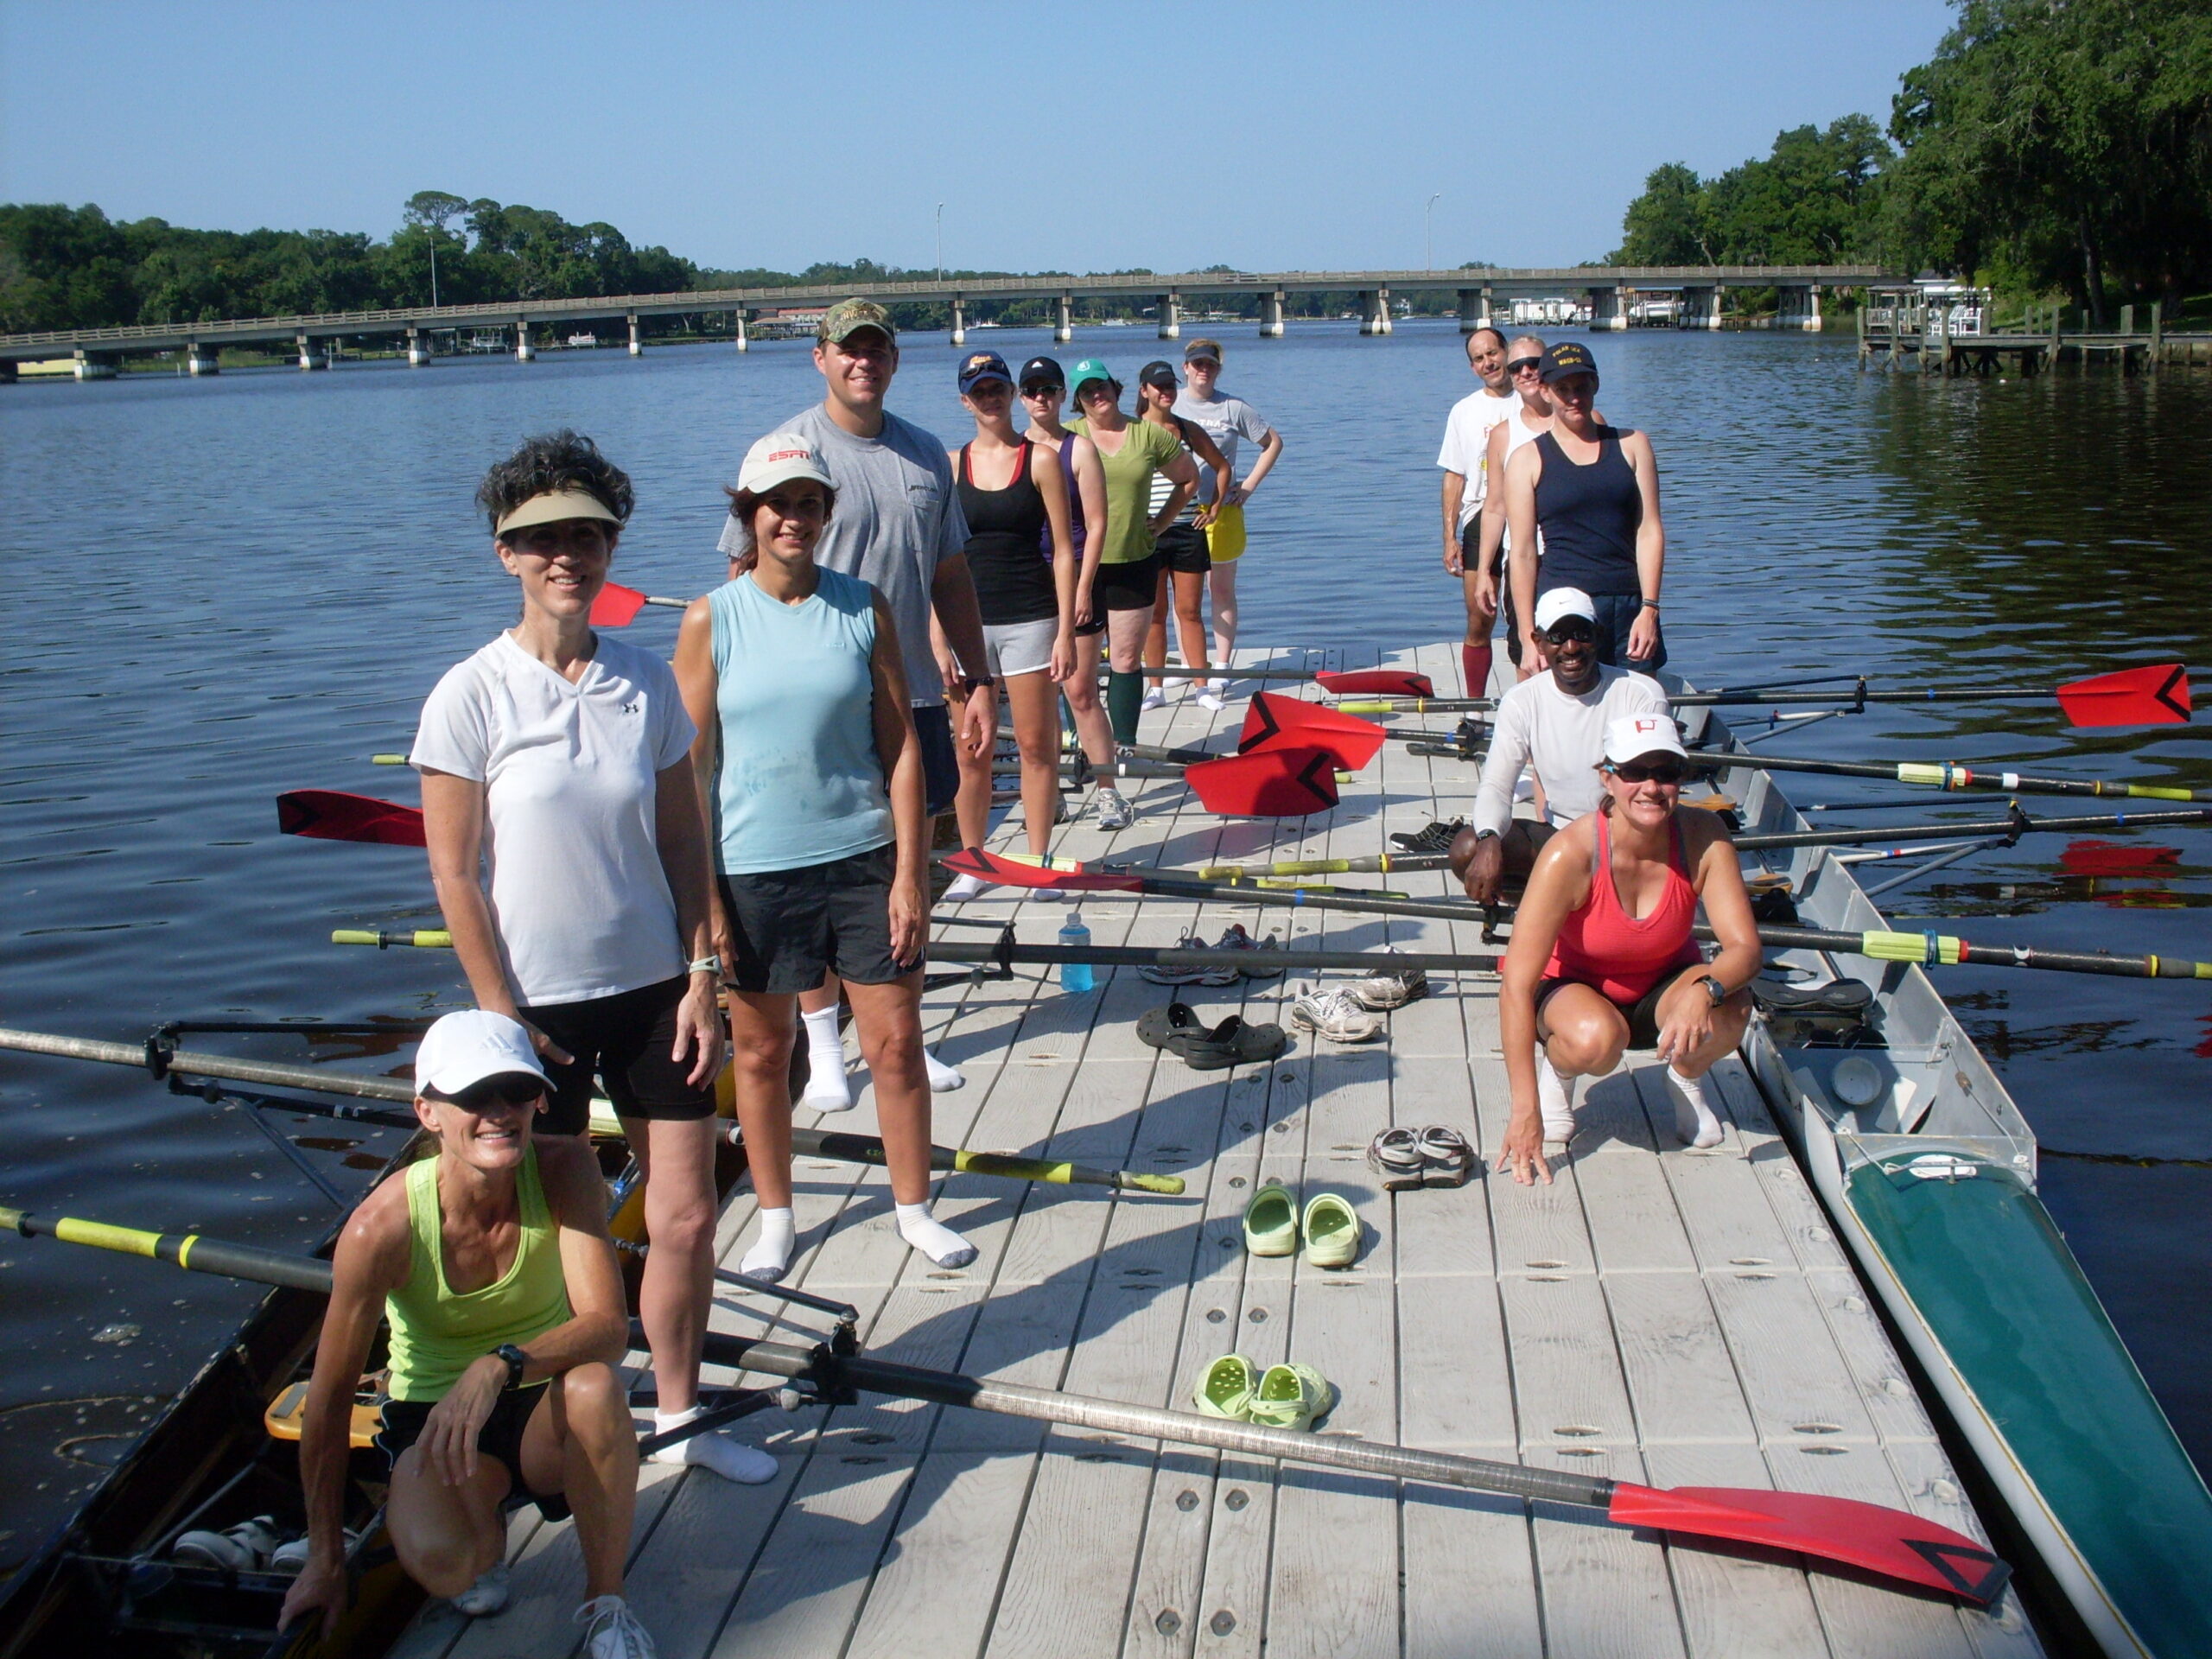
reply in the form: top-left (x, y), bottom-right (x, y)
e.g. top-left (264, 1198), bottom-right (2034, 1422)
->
top-left (1607, 1482), bottom-right (2009, 1604)
top-left (1185, 747), bottom-right (1340, 817)
top-left (2056, 663), bottom-right (2191, 727)
top-left (943, 847), bottom-right (1142, 893)
top-left (2062, 838), bottom-right (2182, 876)
top-left (276, 790), bottom-right (427, 848)
top-left (1237, 692), bottom-right (1387, 770)
top-left (1316, 668), bottom-right (1433, 697)
top-left (588, 582), bottom-right (651, 627)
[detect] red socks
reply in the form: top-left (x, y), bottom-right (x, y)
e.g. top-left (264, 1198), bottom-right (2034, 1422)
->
top-left (1462, 643), bottom-right (1493, 699)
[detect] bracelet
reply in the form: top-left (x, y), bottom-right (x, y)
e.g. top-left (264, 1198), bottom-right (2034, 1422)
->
top-left (687, 956), bottom-right (720, 975)
top-left (1641, 600), bottom-right (1661, 611)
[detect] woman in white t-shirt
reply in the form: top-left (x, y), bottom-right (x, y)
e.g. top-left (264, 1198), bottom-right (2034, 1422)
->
top-left (411, 431), bottom-right (771, 1487)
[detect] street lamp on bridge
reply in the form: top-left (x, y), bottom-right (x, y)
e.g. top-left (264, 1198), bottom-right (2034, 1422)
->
top-left (1426, 194), bottom-right (1441, 272)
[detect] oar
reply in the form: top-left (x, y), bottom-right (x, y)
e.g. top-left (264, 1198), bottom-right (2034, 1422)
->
top-left (1336, 663), bottom-right (2195, 728)
top-left (1234, 692), bottom-right (1389, 770)
top-left (0, 1028), bottom-right (1178, 1195)
top-left (941, 850), bottom-right (2212, 981)
top-left (1120, 664), bottom-right (1435, 696)
top-left (1733, 803), bottom-right (2212, 852)
top-left (1696, 749), bottom-right (2207, 803)
top-left (1096, 747), bottom-right (1346, 816)
top-left (3, 1204), bottom-right (337, 1294)
top-left (276, 789), bottom-right (425, 848)
top-left (690, 1331), bottom-right (2007, 1604)
top-left (589, 581), bottom-right (688, 627)
top-left (1194, 851), bottom-right (1454, 878)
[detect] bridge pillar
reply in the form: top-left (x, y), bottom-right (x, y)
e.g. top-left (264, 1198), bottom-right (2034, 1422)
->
top-left (514, 321), bottom-right (536, 363)
top-left (1259, 289), bottom-right (1285, 338)
top-left (0, 359), bottom-right (15, 385)
top-left (296, 333), bottom-right (327, 371)
top-left (185, 342), bottom-right (220, 375)
top-left (734, 309), bottom-right (749, 353)
top-left (1359, 289), bottom-right (1392, 335)
top-left (950, 296), bottom-right (966, 346)
top-left (1456, 287), bottom-right (1494, 333)
top-left (628, 315), bottom-right (643, 356)
top-left (1803, 284), bottom-right (1824, 332)
top-left (1054, 294), bottom-right (1073, 344)
top-left (73, 350), bottom-right (118, 380)
top-left (407, 327), bottom-right (432, 366)
top-left (1157, 292), bottom-right (1180, 340)
top-left (1681, 286), bottom-right (1720, 329)
top-left (1587, 288), bottom-right (1627, 332)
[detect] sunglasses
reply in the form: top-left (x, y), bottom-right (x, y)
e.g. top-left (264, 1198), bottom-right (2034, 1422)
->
top-left (1540, 620), bottom-right (1596, 644)
top-left (1609, 760), bottom-right (1686, 786)
top-left (1020, 382), bottom-right (1063, 397)
top-left (429, 1074), bottom-right (546, 1112)
top-left (1507, 357), bottom-right (1543, 375)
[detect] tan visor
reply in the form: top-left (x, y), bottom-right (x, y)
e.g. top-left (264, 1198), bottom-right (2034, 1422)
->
top-left (495, 488), bottom-right (622, 537)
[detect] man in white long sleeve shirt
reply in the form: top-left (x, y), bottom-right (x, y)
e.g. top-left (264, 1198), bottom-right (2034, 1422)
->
top-left (1456, 587), bottom-right (1669, 905)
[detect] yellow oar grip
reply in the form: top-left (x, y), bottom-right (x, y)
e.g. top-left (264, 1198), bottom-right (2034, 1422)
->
top-left (371, 753), bottom-right (408, 766)
top-left (2126, 785), bottom-right (2198, 801)
top-left (1859, 931), bottom-right (1966, 965)
top-left (54, 1217), bottom-right (163, 1258)
top-left (332, 931), bottom-right (380, 946)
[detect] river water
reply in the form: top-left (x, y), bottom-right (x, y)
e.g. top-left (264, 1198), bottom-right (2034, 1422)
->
top-left (2, 322), bottom-right (2207, 1579)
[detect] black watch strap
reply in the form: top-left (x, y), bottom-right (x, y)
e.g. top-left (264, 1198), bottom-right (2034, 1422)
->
top-left (493, 1343), bottom-right (529, 1390)
top-left (1701, 974), bottom-right (1727, 1007)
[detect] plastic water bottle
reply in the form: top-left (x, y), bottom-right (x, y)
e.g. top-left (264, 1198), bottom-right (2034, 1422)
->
top-left (1058, 911), bottom-right (1095, 995)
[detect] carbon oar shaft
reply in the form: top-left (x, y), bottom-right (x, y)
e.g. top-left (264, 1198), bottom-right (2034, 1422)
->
top-left (1698, 749), bottom-right (2204, 803)
top-left (1736, 804), bottom-right (2212, 850)
top-left (0, 1205), bottom-right (336, 1294)
top-left (1341, 685), bottom-right (2096, 715)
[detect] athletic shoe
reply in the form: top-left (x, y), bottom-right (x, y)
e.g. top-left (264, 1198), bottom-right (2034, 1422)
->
top-left (1535, 1052), bottom-right (1579, 1143)
top-left (1213, 922), bottom-right (1285, 979)
top-left (1348, 952), bottom-right (1427, 1011)
top-left (940, 873), bottom-right (987, 903)
top-left (1288, 986), bottom-right (1384, 1045)
top-left (267, 1529), bottom-right (359, 1577)
top-left (452, 1563), bottom-right (511, 1617)
top-left (1389, 817), bottom-right (1467, 855)
top-left (1140, 688), bottom-right (1166, 713)
top-left (1096, 787), bottom-right (1136, 830)
top-left (172, 1515), bottom-right (281, 1572)
top-left (576, 1594), bottom-right (657, 1659)
top-left (1196, 690), bottom-right (1226, 712)
top-left (1141, 930), bottom-right (1211, 985)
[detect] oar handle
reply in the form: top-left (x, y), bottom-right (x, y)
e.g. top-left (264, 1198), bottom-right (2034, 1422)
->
top-left (334, 929), bottom-right (454, 949)
top-left (0, 1205), bottom-right (337, 1294)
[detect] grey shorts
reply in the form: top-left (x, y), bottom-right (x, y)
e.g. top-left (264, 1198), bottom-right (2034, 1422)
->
top-left (717, 845), bottom-right (915, 994)
top-left (983, 616), bottom-right (1058, 678)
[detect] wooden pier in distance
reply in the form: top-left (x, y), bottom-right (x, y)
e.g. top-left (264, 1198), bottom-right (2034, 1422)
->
top-left (1859, 288), bottom-right (2190, 375)
top-left (384, 642), bottom-right (2042, 1659)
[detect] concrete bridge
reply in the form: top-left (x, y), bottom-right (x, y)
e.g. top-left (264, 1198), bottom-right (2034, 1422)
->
top-left (0, 264), bottom-right (1891, 379)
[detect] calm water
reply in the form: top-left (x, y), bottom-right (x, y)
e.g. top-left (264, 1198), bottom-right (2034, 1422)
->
top-left (3, 323), bottom-right (2208, 1574)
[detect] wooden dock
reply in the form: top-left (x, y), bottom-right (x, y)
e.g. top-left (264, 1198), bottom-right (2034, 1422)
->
top-left (385, 641), bottom-right (2043, 1659)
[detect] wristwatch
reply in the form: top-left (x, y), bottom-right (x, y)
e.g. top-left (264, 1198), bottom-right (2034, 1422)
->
top-left (1698, 975), bottom-right (1727, 1007)
top-left (959, 675), bottom-right (998, 696)
top-left (1474, 829), bottom-right (1499, 843)
top-left (493, 1343), bottom-right (530, 1391)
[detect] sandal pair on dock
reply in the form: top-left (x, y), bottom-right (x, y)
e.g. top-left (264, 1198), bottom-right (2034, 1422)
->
top-left (1192, 1355), bottom-right (1338, 1433)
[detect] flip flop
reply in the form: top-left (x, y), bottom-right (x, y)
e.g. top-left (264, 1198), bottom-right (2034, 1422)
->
top-left (1137, 1001), bottom-right (1209, 1051)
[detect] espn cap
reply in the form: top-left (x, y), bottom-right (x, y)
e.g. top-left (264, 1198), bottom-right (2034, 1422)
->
top-left (1603, 713), bottom-right (1688, 765)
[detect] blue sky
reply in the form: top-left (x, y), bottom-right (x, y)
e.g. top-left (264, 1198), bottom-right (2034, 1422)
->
top-left (2, 0), bottom-right (1956, 274)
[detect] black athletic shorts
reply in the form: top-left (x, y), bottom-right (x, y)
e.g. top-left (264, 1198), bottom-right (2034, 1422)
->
top-left (377, 1382), bottom-right (556, 1500)
top-left (1535, 961), bottom-right (1703, 1052)
top-left (912, 702), bottom-right (959, 818)
top-left (1154, 522), bottom-right (1211, 577)
top-left (1460, 521), bottom-right (1522, 665)
top-left (518, 974), bottom-right (715, 1136)
top-left (1096, 553), bottom-right (1161, 613)
top-left (718, 844), bottom-right (915, 995)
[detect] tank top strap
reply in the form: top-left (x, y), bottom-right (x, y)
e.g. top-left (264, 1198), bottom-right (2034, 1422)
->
top-left (958, 442), bottom-right (973, 485)
top-left (1668, 813), bottom-right (1691, 878)
top-left (404, 1154), bottom-right (440, 1287)
top-left (1014, 440), bottom-right (1033, 485)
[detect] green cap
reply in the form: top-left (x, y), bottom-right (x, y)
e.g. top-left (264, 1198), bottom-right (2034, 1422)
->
top-left (1068, 356), bottom-right (1115, 398)
top-left (818, 297), bottom-right (896, 345)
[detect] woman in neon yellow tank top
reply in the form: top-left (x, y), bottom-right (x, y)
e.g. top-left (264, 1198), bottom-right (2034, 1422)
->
top-left (281, 1011), bottom-right (654, 1658)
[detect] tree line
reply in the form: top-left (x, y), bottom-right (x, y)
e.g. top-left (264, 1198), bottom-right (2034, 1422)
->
top-left (1611, 0), bottom-right (2212, 324)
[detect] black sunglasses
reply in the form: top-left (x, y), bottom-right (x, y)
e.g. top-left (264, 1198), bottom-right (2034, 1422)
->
top-left (1540, 620), bottom-right (1597, 644)
top-left (429, 1074), bottom-right (545, 1112)
top-left (1020, 381), bottom-right (1063, 397)
top-left (1507, 356), bottom-right (1543, 374)
top-left (1609, 759), bottom-right (1686, 785)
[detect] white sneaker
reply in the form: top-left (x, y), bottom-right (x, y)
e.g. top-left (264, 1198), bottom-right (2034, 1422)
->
top-left (940, 873), bottom-right (987, 903)
top-left (1348, 950), bottom-right (1427, 1010)
top-left (1096, 787), bottom-right (1136, 830)
top-left (453, 1562), bottom-right (511, 1617)
top-left (1196, 690), bottom-right (1226, 712)
top-left (1289, 985), bottom-right (1385, 1044)
top-left (576, 1594), bottom-right (657, 1659)
top-left (1535, 1052), bottom-right (1579, 1143)
top-left (1140, 688), bottom-right (1166, 712)
top-left (172, 1515), bottom-right (281, 1572)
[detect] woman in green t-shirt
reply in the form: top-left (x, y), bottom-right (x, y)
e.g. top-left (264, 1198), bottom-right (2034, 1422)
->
top-left (1066, 357), bottom-right (1198, 750)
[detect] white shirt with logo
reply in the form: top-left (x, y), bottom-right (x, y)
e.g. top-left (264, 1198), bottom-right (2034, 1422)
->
top-left (411, 632), bottom-right (697, 1006)
top-left (1437, 388), bottom-right (1520, 530)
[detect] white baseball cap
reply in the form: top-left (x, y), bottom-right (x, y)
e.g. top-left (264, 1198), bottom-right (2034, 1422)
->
top-left (736, 430), bottom-right (835, 497)
top-left (1532, 587), bottom-right (1597, 632)
top-left (1603, 713), bottom-right (1687, 765)
top-left (413, 1009), bottom-right (551, 1098)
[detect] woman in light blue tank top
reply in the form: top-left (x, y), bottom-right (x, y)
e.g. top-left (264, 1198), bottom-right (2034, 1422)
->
top-left (674, 430), bottom-right (976, 1281)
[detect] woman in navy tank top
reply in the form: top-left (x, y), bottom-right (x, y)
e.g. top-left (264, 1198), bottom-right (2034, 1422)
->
top-left (1500, 341), bottom-right (1669, 676)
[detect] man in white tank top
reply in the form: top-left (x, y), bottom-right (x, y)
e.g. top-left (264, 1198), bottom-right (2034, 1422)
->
top-left (1436, 327), bottom-right (1516, 696)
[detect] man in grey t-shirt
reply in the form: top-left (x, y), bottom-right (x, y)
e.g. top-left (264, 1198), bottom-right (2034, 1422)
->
top-left (1172, 338), bottom-right (1282, 683)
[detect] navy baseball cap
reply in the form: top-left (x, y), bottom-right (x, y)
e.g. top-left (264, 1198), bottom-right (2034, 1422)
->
top-left (1136, 359), bottom-right (1179, 391)
top-left (1540, 341), bottom-right (1599, 385)
top-left (1017, 355), bottom-right (1065, 390)
top-left (957, 349), bottom-right (1014, 396)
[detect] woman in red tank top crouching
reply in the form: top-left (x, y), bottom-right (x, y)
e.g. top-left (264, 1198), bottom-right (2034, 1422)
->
top-left (1497, 714), bottom-right (1762, 1185)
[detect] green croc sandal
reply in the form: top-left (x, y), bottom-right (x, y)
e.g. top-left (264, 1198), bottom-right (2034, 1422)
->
top-left (1249, 1362), bottom-right (1336, 1432)
top-left (1300, 1192), bottom-right (1360, 1268)
top-left (1242, 1180), bottom-right (1299, 1256)
top-left (1192, 1353), bottom-right (1258, 1419)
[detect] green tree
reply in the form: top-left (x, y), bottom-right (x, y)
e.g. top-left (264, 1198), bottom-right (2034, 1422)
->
top-left (1614, 162), bottom-right (1712, 264)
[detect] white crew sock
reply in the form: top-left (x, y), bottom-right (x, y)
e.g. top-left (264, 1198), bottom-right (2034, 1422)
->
top-left (740, 1206), bottom-right (796, 1282)
top-left (799, 1007), bottom-right (853, 1112)
top-left (923, 1048), bottom-right (965, 1092)
top-left (651, 1406), bottom-right (778, 1484)
top-left (894, 1201), bottom-right (976, 1268)
top-left (1535, 1051), bottom-right (1580, 1143)
top-left (1669, 1066), bottom-right (1725, 1149)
